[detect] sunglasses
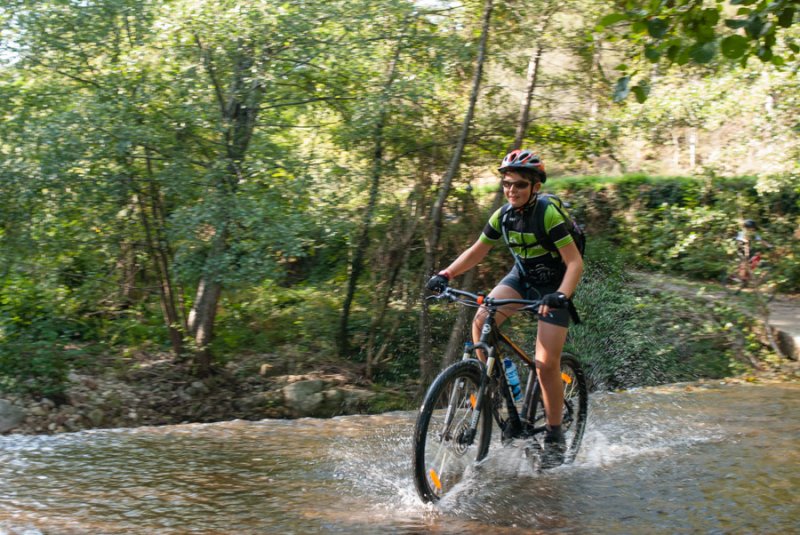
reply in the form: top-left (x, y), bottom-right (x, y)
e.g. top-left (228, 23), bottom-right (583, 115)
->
top-left (501, 180), bottom-right (531, 190)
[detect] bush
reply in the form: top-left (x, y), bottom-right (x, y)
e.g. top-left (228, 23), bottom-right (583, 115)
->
top-left (0, 337), bottom-right (74, 401)
top-left (567, 239), bottom-right (757, 389)
top-left (0, 274), bottom-right (89, 400)
top-left (551, 174), bottom-right (800, 292)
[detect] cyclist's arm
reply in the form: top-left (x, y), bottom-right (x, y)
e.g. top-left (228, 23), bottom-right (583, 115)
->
top-left (440, 239), bottom-right (493, 280)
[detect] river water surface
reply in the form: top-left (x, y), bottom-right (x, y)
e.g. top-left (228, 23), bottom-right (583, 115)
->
top-left (1, 381), bottom-right (798, 534)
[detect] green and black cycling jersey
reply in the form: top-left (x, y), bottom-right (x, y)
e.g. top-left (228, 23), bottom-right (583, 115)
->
top-left (480, 197), bottom-right (574, 285)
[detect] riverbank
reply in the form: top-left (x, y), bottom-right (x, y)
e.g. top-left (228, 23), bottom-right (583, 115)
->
top-left (2, 350), bottom-right (798, 437)
top-left (0, 352), bottom-right (408, 435)
top-left (2, 273), bottom-right (798, 436)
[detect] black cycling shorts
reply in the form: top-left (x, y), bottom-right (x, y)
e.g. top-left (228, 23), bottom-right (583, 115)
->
top-left (498, 267), bottom-right (571, 328)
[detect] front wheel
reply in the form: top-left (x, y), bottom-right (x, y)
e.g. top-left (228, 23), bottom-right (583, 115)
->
top-left (529, 353), bottom-right (588, 464)
top-left (412, 359), bottom-right (492, 502)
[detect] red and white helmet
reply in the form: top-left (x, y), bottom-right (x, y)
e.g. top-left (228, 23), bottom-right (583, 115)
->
top-left (498, 149), bottom-right (546, 183)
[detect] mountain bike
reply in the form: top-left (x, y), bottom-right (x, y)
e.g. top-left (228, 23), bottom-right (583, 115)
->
top-left (412, 286), bottom-right (588, 503)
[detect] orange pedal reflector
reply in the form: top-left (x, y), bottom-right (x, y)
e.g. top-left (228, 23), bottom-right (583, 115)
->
top-left (429, 469), bottom-right (442, 491)
top-left (561, 372), bottom-right (572, 384)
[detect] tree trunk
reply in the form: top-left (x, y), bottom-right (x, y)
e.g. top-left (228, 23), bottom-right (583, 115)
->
top-left (187, 268), bottom-right (223, 373)
top-left (116, 239), bottom-right (138, 308)
top-left (128, 153), bottom-right (185, 358)
top-left (135, 191), bottom-right (185, 358)
top-left (419, 0), bottom-right (494, 392)
top-left (365, 208), bottom-right (420, 379)
top-left (513, 44), bottom-right (544, 150)
top-left (187, 36), bottom-right (266, 374)
top-left (338, 35), bottom-right (404, 357)
top-left (145, 151), bottom-right (186, 355)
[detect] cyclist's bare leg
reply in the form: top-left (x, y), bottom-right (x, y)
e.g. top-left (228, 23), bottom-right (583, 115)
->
top-left (535, 321), bottom-right (568, 427)
top-left (471, 284), bottom-right (524, 360)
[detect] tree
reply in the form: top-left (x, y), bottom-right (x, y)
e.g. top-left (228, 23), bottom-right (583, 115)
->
top-left (2, 0), bottom-right (357, 373)
top-left (419, 0), bottom-right (495, 389)
top-left (336, 8), bottom-right (417, 358)
top-left (596, 0), bottom-right (798, 102)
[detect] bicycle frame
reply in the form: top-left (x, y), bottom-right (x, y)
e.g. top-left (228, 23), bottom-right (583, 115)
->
top-left (447, 290), bottom-right (545, 446)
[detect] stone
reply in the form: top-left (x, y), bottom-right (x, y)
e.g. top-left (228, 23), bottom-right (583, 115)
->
top-left (282, 380), bottom-right (326, 416)
top-left (340, 387), bottom-right (376, 411)
top-left (238, 391), bottom-right (284, 411)
top-left (0, 400), bottom-right (25, 433)
top-left (87, 408), bottom-right (105, 427)
top-left (280, 380), bottom-right (375, 418)
top-left (259, 363), bottom-right (280, 377)
top-left (186, 381), bottom-right (210, 397)
top-left (29, 405), bottom-right (47, 417)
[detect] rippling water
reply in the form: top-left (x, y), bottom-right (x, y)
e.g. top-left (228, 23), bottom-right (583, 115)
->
top-left (1, 382), bottom-right (798, 534)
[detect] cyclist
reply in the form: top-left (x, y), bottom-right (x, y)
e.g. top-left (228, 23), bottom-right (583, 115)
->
top-left (426, 149), bottom-right (583, 468)
top-left (735, 219), bottom-right (771, 284)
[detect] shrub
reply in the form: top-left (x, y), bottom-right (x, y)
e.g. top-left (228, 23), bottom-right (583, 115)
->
top-left (567, 239), bottom-right (757, 389)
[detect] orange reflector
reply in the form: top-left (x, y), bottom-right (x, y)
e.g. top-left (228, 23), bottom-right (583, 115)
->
top-left (470, 394), bottom-right (477, 409)
top-left (429, 469), bottom-right (442, 491)
top-left (561, 372), bottom-right (572, 384)
top-left (477, 295), bottom-right (484, 305)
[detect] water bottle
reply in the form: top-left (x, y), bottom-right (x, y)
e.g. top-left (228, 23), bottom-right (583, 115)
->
top-left (461, 342), bottom-right (473, 361)
top-left (504, 357), bottom-right (522, 401)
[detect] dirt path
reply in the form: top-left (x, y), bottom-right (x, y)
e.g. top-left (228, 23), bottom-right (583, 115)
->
top-left (631, 271), bottom-right (800, 360)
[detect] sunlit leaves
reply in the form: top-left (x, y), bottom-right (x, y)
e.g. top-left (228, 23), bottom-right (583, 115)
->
top-left (647, 18), bottom-right (668, 39)
top-left (721, 34), bottom-right (749, 58)
top-left (595, 0), bottom-right (798, 101)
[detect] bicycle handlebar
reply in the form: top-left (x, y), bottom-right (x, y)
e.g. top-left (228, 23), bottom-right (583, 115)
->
top-left (427, 286), bottom-right (548, 313)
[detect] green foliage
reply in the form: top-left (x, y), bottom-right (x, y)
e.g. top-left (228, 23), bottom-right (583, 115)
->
top-left (597, 0), bottom-right (799, 101)
top-left (210, 283), bottom-right (343, 355)
top-left (568, 239), bottom-right (757, 389)
top-left (0, 0), bottom-right (795, 402)
top-left (0, 338), bottom-right (74, 401)
top-left (551, 174), bottom-right (800, 291)
top-left (0, 275), bottom-right (85, 399)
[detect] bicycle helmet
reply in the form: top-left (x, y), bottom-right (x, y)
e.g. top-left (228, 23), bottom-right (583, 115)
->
top-left (498, 149), bottom-right (547, 183)
top-left (743, 219), bottom-right (757, 229)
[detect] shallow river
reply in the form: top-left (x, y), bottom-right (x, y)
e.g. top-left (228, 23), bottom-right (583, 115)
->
top-left (1, 381), bottom-right (798, 534)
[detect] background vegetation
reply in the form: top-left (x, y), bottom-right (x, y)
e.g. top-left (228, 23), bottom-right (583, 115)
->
top-left (0, 0), bottom-right (797, 405)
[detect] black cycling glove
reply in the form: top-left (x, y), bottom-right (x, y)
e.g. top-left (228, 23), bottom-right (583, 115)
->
top-left (541, 291), bottom-right (569, 308)
top-left (426, 272), bottom-right (450, 293)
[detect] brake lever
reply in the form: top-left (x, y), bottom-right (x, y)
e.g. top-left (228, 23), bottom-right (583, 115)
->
top-left (425, 289), bottom-right (456, 302)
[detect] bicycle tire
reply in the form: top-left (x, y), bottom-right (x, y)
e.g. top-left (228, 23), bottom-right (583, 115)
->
top-left (529, 353), bottom-right (588, 464)
top-left (412, 359), bottom-right (492, 502)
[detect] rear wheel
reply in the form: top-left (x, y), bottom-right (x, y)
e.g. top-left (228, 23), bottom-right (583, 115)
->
top-left (529, 353), bottom-right (588, 464)
top-left (412, 360), bottom-right (492, 502)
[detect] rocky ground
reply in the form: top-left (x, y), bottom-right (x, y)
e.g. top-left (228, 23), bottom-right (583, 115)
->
top-left (0, 352), bottom-right (393, 436)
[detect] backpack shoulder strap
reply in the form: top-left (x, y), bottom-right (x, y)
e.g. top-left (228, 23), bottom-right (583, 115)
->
top-left (532, 194), bottom-right (556, 252)
top-left (499, 204), bottom-right (530, 282)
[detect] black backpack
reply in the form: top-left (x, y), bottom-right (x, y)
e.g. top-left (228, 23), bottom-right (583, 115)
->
top-left (501, 193), bottom-right (586, 258)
